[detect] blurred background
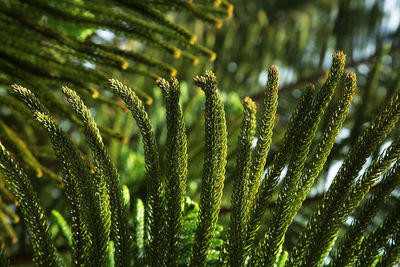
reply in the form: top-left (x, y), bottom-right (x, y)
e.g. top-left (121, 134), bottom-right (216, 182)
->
top-left (1, 0), bottom-right (400, 264)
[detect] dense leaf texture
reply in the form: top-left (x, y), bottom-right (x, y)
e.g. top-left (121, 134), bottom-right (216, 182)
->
top-left (1, 52), bottom-right (399, 266)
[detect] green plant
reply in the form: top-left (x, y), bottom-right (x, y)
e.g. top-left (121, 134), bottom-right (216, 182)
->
top-left (0, 0), bottom-right (232, 87)
top-left (0, 51), bottom-right (399, 266)
top-left (0, 0), bottom-right (234, 244)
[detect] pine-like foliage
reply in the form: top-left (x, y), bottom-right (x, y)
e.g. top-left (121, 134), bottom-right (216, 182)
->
top-left (288, 73), bottom-right (400, 266)
top-left (157, 77), bottom-right (188, 266)
top-left (244, 79), bottom-right (314, 258)
top-left (10, 86), bottom-right (87, 265)
top-left (0, 0), bottom-right (232, 89)
top-left (0, 141), bottom-right (60, 266)
top-left (330, 139), bottom-right (400, 267)
top-left (226, 97), bottom-right (257, 266)
top-left (61, 86), bottom-right (128, 266)
top-left (108, 79), bottom-right (164, 266)
top-left (1, 51), bottom-right (400, 266)
top-left (190, 71), bottom-right (228, 267)
top-left (0, 1), bottom-right (232, 212)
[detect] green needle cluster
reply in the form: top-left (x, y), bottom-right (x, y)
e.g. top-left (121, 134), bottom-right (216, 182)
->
top-left (191, 71), bottom-right (228, 267)
top-left (1, 51), bottom-right (399, 266)
top-left (108, 79), bottom-right (164, 266)
top-left (157, 77), bottom-right (188, 266)
top-left (0, 0), bottom-right (232, 91)
top-left (227, 97), bottom-right (257, 266)
top-left (0, 142), bottom-right (60, 266)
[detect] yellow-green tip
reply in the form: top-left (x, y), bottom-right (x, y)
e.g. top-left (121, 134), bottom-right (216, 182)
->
top-left (122, 61), bottom-right (129, 70)
top-left (174, 49), bottom-right (181, 59)
top-left (346, 72), bottom-right (356, 82)
top-left (36, 169), bottom-right (43, 178)
top-left (268, 65), bottom-right (279, 82)
top-left (171, 68), bottom-right (178, 77)
top-left (190, 35), bottom-right (197, 45)
top-left (146, 97), bottom-right (153, 105)
top-left (227, 3), bottom-right (234, 18)
top-left (332, 51), bottom-right (346, 67)
top-left (215, 19), bottom-right (223, 29)
top-left (243, 96), bottom-right (256, 106)
top-left (209, 52), bottom-right (217, 62)
top-left (344, 72), bottom-right (357, 93)
top-left (306, 83), bottom-right (315, 92)
top-left (91, 88), bottom-right (99, 98)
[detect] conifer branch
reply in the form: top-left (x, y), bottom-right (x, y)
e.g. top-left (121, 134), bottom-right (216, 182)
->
top-left (355, 199), bottom-right (400, 266)
top-left (84, 0), bottom-right (194, 46)
top-left (0, 0), bottom-right (232, 101)
top-left (157, 77), bottom-right (188, 266)
top-left (330, 139), bottom-right (400, 267)
top-left (244, 83), bottom-right (314, 256)
top-left (254, 68), bottom-right (352, 266)
top-left (108, 79), bottom-right (164, 266)
top-left (0, 60), bottom-right (127, 144)
top-left (226, 97), bottom-right (257, 266)
top-left (61, 86), bottom-right (130, 266)
top-left (98, 43), bottom-right (177, 76)
top-left (296, 72), bottom-right (356, 205)
top-left (247, 66), bottom-right (279, 208)
top-left (245, 52), bottom-right (345, 260)
top-left (116, 1), bottom-right (197, 42)
top-left (289, 85), bottom-right (400, 267)
top-left (250, 44), bottom-right (400, 100)
top-left (191, 71), bottom-right (227, 266)
top-left (11, 85), bottom-right (94, 266)
top-left (0, 142), bottom-right (60, 267)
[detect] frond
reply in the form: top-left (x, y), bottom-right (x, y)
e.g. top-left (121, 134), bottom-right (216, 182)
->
top-left (354, 199), bottom-right (400, 266)
top-left (254, 68), bottom-right (352, 266)
top-left (108, 79), bottom-right (164, 266)
top-left (61, 86), bottom-right (129, 266)
top-left (11, 85), bottom-right (92, 266)
top-left (157, 77), bottom-right (188, 266)
top-left (0, 0), bottom-right (231, 92)
top-left (289, 84), bottom-right (400, 267)
top-left (0, 142), bottom-right (60, 266)
top-left (244, 83), bottom-right (314, 254)
top-left (247, 66), bottom-right (279, 210)
top-left (226, 97), bottom-right (257, 266)
top-left (330, 139), bottom-right (400, 266)
top-left (296, 72), bottom-right (356, 209)
top-left (191, 71), bottom-right (227, 266)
